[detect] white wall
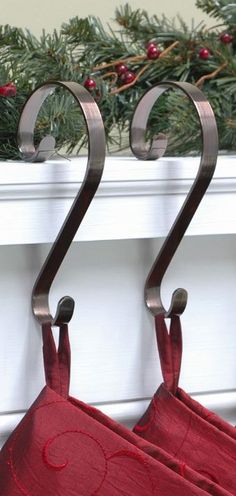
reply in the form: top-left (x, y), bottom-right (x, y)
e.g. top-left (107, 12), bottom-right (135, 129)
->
top-left (2, 0), bottom-right (212, 36)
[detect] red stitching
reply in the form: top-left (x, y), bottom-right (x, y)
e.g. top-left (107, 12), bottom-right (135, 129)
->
top-left (7, 450), bottom-right (31, 496)
top-left (42, 429), bottom-right (108, 495)
top-left (173, 412), bottom-right (193, 458)
top-left (8, 398), bottom-right (108, 496)
top-left (107, 449), bottom-right (155, 495)
top-left (8, 397), bottom-right (66, 495)
top-left (7, 393), bottom-right (156, 495)
top-left (42, 438), bottom-right (68, 471)
top-left (133, 423), bottom-right (149, 433)
top-left (179, 462), bottom-right (186, 477)
top-left (133, 400), bottom-right (156, 433)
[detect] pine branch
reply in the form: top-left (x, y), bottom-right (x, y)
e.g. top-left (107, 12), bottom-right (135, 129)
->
top-left (115, 4), bottom-right (186, 42)
top-left (196, 0), bottom-right (236, 25)
top-left (0, 1), bottom-right (236, 160)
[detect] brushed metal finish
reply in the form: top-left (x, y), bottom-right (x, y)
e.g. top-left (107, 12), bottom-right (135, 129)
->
top-left (18, 81), bottom-right (106, 326)
top-left (130, 81), bottom-right (218, 317)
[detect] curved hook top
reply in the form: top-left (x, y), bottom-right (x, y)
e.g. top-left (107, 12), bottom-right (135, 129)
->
top-left (18, 81), bottom-right (106, 326)
top-left (130, 81), bottom-right (218, 317)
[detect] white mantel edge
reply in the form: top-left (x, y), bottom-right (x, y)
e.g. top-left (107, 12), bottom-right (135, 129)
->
top-left (0, 155), bottom-right (236, 245)
top-left (1, 389), bottom-right (236, 446)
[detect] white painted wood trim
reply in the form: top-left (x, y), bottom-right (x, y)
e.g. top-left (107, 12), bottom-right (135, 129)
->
top-left (0, 155), bottom-right (236, 245)
top-left (3, 155), bottom-right (236, 199)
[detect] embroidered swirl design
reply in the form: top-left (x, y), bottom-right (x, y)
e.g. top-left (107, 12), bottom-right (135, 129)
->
top-left (6, 395), bottom-right (155, 495)
top-left (106, 449), bottom-right (155, 495)
top-left (42, 430), bottom-right (107, 495)
top-left (7, 399), bottom-right (66, 496)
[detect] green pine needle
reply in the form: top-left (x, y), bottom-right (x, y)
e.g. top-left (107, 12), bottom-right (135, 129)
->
top-left (0, 1), bottom-right (236, 160)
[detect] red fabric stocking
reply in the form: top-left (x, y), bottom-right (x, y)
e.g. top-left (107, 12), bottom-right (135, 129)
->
top-left (134, 314), bottom-right (236, 494)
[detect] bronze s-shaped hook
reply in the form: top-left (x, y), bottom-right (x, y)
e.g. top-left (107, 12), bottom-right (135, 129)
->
top-left (130, 81), bottom-right (218, 317)
top-left (17, 81), bottom-right (106, 326)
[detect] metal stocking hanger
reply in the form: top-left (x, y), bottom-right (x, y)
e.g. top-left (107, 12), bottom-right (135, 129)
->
top-left (17, 81), bottom-right (106, 326)
top-left (130, 81), bottom-right (219, 318)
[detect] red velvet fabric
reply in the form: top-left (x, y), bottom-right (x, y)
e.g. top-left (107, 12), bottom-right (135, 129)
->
top-left (133, 314), bottom-right (236, 495)
top-left (0, 322), bottom-right (229, 495)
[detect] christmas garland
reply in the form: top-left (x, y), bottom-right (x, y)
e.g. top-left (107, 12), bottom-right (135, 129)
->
top-left (1, 0), bottom-right (236, 160)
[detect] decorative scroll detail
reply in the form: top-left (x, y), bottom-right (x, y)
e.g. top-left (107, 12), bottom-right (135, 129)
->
top-left (42, 430), bottom-right (108, 493)
top-left (5, 394), bottom-right (154, 496)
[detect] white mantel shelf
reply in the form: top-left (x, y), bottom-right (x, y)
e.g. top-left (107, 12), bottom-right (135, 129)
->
top-left (1, 155), bottom-right (236, 245)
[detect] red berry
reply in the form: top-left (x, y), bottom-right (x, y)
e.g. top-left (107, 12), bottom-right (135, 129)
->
top-left (0, 82), bottom-right (17, 97)
top-left (199, 48), bottom-right (210, 60)
top-left (147, 45), bottom-right (161, 59)
top-left (115, 63), bottom-right (128, 75)
top-left (120, 71), bottom-right (136, 84)
top-left (84, 77), bottom-right (96, 90)
top-left (220, 33), bottom-right (233, 44)
top-left (145, 41), bottom-right (157, 50)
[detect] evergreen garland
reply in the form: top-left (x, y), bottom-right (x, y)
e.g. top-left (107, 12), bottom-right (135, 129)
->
top-left (1, 0), bottom-right (236, 160)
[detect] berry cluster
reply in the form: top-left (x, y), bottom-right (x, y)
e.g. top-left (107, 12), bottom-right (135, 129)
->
top-left (83, 40), bottom-right (164, 91)
top-left (83, 30), bottom-right (234, 93)
top-left (198, 32), bottom-right (234, 61)
top-left (116, 63), bottom-right (136, 84)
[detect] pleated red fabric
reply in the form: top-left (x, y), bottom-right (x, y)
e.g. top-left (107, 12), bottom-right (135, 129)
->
top-left (0, 323), bottom-right (230, 495)
top-left (133, 314), bottom-right (236, 494)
